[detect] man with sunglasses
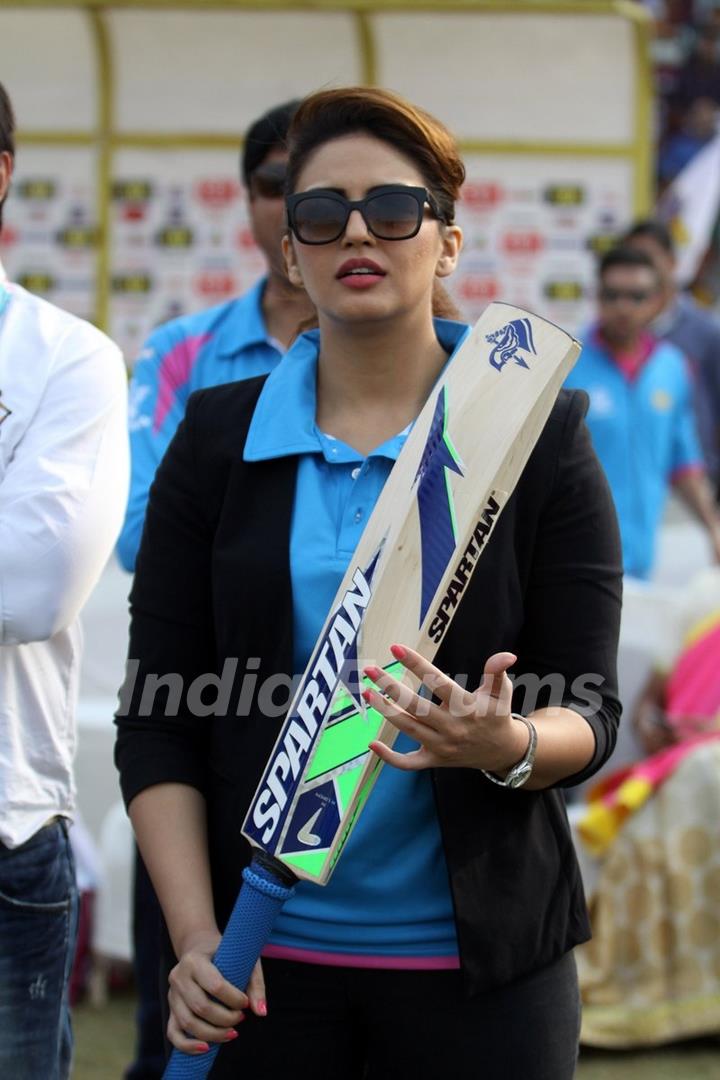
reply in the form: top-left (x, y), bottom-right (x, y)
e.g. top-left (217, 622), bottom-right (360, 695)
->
top-left (623, 218), bottom-right (720, 492)
top-left (565, 246), bottom-right (720, 579)
top-left (117, 99), bottom-right (314, 1080)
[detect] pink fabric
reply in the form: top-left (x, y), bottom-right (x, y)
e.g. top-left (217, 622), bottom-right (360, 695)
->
top-left (153, 333), bottom-right (211, 432)
top-left (261, 944), bottom-right (460, 970)
top-left (666, 615), bottom-right (720, 734)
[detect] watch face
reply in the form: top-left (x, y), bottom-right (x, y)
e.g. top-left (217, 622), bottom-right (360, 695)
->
top-left (508, 762), bottom-right (533, 788)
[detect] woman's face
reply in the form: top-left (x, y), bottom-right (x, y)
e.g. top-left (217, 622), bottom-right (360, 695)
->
top-left (282, 132), bottom-right (462, 328)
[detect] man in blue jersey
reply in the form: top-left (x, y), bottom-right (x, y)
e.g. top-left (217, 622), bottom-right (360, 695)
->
top-left (565, 246), bottom-right (720, 579)
top-left (623, 218), bottom-right (720, 490)
top-left (120, 100), bottom-right (313, 1080)
top-left (118, 99), bottom-right (314, 572)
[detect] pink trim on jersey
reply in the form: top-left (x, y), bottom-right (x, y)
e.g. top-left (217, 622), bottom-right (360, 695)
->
top-left (153, 333), bottom-right (212, 432)
top-left (670, 463), bottom-right (704, 482)
top-left (261, 944), bottom-right (460, 970)
top-left (593, 327), bottom-right (656, 382)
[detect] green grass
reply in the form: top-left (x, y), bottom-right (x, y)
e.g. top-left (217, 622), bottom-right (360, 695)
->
top-left (71, 994), bottom-right (720, 1080)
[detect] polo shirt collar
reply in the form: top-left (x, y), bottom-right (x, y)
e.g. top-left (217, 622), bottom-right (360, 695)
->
top-left (215, 277), bottom-right (276, 358)
top-left (244, 317), bottom-right (469, 462)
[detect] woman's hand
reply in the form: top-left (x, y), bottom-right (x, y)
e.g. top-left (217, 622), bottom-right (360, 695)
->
top-left (166, 929), bottom-right (267, 1054)
top-left (363, 644), bottom-right (529, 774)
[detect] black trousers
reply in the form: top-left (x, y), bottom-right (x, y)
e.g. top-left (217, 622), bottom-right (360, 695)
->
top-left (203, 951), bottom-right (581, 1079)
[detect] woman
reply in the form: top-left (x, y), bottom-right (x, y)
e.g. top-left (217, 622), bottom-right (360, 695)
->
top-left (115, 88), bottom-right (622, 1079)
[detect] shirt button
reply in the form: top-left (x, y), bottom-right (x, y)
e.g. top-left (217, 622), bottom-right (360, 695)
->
top-left (351, 466), bottom-right (361, 480)
top-left (354, 508), bottom-right (364, 523)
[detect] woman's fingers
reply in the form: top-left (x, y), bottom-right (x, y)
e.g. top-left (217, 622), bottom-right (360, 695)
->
top-left (362, 687), bottom-right (443, 745)
top-left (166, 1011), bottom-right (213, 1055)
top-left (368, 739), bottom-right (432, 771)
top-left (387, 644), bottom-right (466, 707)
top-left (479, 652), bottom-right (517, 710)
top-left (245, 958), bottom-right (268, 1017)
top-left (167, 952), bottom-right (247, 1048)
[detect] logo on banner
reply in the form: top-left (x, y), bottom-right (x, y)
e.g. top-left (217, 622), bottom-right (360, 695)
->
top-left (18, 179), bottom-right (56, 201)
top-left (544, 281), bottom-right (584, 302)
top-left (502, 231), bottom-right (543, 255)
top-left (112, 181), bottom-right (153, 202)
top-left (457, 275), bottom-right (499, 303)
top-left (461, 182), bottom-right (503, 210)
top-left (195, 180), bottom-right (241, 208)
top-left (543, 184), bottom-right (585, 206)
top-left (111, 274), bottom-right (153, 294)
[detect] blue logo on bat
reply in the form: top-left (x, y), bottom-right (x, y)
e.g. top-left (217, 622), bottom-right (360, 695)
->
top-left (415, 386), bottom-right (464, 627)
top-left (486, 317), bottom-right (536, 372)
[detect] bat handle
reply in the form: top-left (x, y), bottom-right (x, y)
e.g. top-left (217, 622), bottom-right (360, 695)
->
top-left (162, 851), bottom-right (296, 1080)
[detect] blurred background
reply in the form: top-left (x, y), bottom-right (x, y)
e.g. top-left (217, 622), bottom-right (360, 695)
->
top-left (1, 1), bottom-right (719, 1077)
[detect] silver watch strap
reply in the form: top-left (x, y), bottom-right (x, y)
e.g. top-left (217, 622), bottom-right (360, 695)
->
top-left (481, 714), bottom-right (537, 788)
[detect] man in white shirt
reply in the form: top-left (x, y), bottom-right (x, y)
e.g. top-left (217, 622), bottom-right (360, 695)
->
top-left (0, 82), bottom-right (129, 1079)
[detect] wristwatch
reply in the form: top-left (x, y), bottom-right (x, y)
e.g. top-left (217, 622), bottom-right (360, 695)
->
top-left (481, 714), bottom-right (537, 789)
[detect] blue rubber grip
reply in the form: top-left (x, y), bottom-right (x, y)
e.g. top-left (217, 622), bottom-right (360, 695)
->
top-left (163, 855), bottom-right (295, 1079)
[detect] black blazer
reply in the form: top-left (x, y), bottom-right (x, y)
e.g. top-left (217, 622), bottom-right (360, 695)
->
top-left (115, 376), bottom-right (622, 996)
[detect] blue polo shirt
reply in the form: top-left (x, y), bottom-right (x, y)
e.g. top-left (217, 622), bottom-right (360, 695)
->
top-left (565, 329), bottom-right (702, 579)
top-left (118, 279), bottom-right (283, 571)
top-left (244, 320), bottom-right (468, 965)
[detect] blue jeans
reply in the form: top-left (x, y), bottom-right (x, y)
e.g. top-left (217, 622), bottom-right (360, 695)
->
top-left (0, 819), bottom-right (79, 1080)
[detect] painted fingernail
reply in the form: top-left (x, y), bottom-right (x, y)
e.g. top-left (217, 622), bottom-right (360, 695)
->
top-left (362, 689), bottom-right (373, 703)
top-left (237, 1012), bottom-right (246, 1023)
top-left (196, 1042), bottom-right (210, 1053)
top-left (363, 665), bottom-right (380, 680)
top-left (257, 999), bottom-right (267, 1016)
top-left (390, 644), bottom-right (407, 660)
top-left (225, 1029), bottom-right (239, 1041)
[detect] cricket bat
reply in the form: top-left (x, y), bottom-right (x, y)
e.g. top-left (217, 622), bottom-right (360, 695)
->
top-left (163, 304), bottom-right (580, 1078)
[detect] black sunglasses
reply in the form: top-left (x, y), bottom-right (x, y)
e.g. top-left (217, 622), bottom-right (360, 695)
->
top-left (249, 162), bottom-right (287, 199)
top-left (599, 286), bottom-right (656, 304)
top-left (285, 185), bottom-right (446, 245)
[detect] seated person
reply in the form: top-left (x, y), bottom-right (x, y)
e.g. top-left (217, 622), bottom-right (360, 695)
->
top-left (575, 567), bottom-right (720, 1047)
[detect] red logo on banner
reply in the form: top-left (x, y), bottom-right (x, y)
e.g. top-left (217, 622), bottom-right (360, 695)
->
top-left (461, 182), bottom-right (503, 210)
top-left (196, 180), bottom-right (241, 208)
top-left (122, 204), bottom-right (146, 223)
top-left (502, 231), bottom-right (543, 255)
top-left (195, 272), bottom-right (237, 298)
top-left (0, 224), bottom-right (19, 249)
top-left (457, 276), bottom-right (499, 302)
top-left (237, 227), bottom-right (258, 250)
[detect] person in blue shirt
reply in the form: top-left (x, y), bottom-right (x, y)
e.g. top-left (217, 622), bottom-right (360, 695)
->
top-left (117, 87), bottom-right (623, 1079)
top-left (117, 99), bottom-right (315, 572)
top-left (565, 246), bottom-right (720, 580)
top-left (623, 218), bottom-right (720, 487)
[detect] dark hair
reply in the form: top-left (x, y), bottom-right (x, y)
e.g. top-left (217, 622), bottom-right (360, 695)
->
top-left (241, 99), bottom-right (300, 187)
top-left (622, 219), bottom-right (675, 257)
top-left (599, 245), bottom-right (660, 281)
top-left (0, 82), bottom-right (14, 159)
top-left (285, 87), bottom-right (466, 225)
top-left (0, 82), bottom-right (15, 231)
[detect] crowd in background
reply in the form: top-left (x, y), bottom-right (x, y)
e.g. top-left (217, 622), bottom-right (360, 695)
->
top-left (649, 1), bottom-right (720, 299)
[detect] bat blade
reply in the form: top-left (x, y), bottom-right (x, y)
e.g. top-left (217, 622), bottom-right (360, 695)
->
top-left (242, 303), bottom-right (580, 883)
